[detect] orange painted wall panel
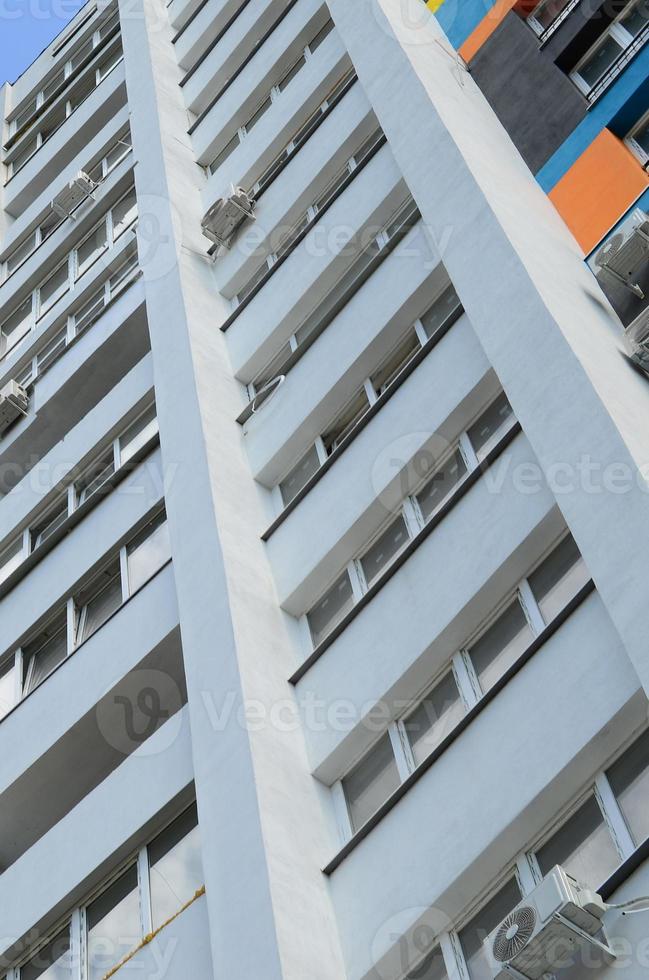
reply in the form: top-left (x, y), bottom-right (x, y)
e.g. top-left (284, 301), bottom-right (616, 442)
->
top-left (549, 130), bottom-right (649, 254)
top-left (458, 0), bottom-right (535, 63)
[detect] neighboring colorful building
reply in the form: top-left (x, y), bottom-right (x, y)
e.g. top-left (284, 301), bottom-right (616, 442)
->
top-left (428, 0), bottom-right (649, 329)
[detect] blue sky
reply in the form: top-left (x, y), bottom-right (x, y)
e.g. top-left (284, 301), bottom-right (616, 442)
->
top-left (0, 0), bottom-right (87, 85)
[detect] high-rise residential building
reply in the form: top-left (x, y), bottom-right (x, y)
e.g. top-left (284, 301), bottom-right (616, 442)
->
top-left (1, 0), bottom-right (649, 977)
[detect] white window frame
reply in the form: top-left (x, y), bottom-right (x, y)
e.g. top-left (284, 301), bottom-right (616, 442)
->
top-left (626, 107), bottom-right (649, 165)
top-left (570, 0), bottom-right (647, 96)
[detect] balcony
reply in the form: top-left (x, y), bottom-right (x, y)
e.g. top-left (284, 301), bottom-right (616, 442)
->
top-left (224, 147), bottom-right (405, 379)
top-left (324, 592), bottom-right (640, 980)
top-left (0, 702), bottom-right (193, 964)
top-left (0, 272), bottom-right (148, 494)
top-left (4, 62), bottom-right (127, 218)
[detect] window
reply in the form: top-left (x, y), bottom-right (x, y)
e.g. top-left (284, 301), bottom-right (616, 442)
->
top-left (467, 391), bottom-right (513, 461)
top-left (420, 283), bottom-right (462, 340)
top-left (528, 533), bottom-right (588, 624)
top-left (20, 926), bottom-right (72, 980)
top-left (331, 531), bottom-right (590, 843)
top-left (370, 330), bottom-right (421, 395)
top-left (87, 866), bottom-right (141, 980)
top-left (0, 659), bottom-right (16, 722)
top-left (359, 514), bottom-right (409, 587)
top-left (23, 613), bottom-right (68, 694)
top-left (342, 734), bottom-right (401, 832)
top-left (75, 560), bottom-right (122, 643)
top-left (322, 391), bottom-right (372, 455)
top-left (1, 297), bottom-right (33, 356)
top-left (119, 404), bottom-right (158, 465)
top-left (16, 802), bottom-right (203, 979)
top-left (403, 670), bottom-right (464, 767)
top-left (408, 948), bottom-right (448, 980)
top-left (39, 262), bottom-right (70, 317)
top-left (0, 536), bottom-right (25, 584)
top-left (36, 329), bottom-right (67, 374)
top-left (459, 878), bottom-right (522, 980)
top-left (307, 571), bottom-right (355, 646)
top-left (111, 188), bottom-right (137, 239)
top-left (76, 222), bottom-right (108, 277)
top-left (571, 0), bottom-right (649, 98)
top-left (30, 496), bottom-right (69, 550)
top-left (75, 450), bottom-right (115, 505)
top-left (148, 804), bottom-right (203, 929)
top-left (415, 448), bottom-right (468, 523)
top-left (126, 514), bottom-right (171, 594)
top-left (535, 795), bottom-right (621, 885)
top-left (528, 0), bottom-right (577, 34)
top-left (606, 728), bottom-right (649, 846)
top-left (279, 444), bottom-right (322, 506)
top-left (469, 600), bottom-right (533, 695)
top-left (627, 111), bottom-right (649, 163)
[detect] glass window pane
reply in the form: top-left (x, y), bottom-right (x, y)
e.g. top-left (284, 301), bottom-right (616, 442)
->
top-left (632, 118), bottom-right (649, 156)
top-left (6, 232), bottom-right (37, 275)
top-left (470, 600), bottom-right (533, 695)
top-left (408, 947), bottom-right (448, 980)
top-left (36, 328), bottom-right (67, 374)
top-left (73, 288), bottom-right (105, 336)
top-left (40, 209), bottom-right (64, 240)
top-left (536, 795), bottom-right (620, 885)
top-left (308, 18), bottom-right (334, 52)
top-left (149, 804), bottom-right (204, 929)
top-left (528, 534), bottom-right (588, 625)
top-left (322, 391), bottom-right (371, 455)
top-left (12, 136), bottom-right (39, 174)
top-left (620, 2), bottom-right (649, 38)
top-left (246, 96), bottom-right (272, 132)
top-left (21, 927), bottom-right (72, 980)
top-left (360, 514), bottom-right (409, 587)
top-left (31, 496), bottom-right (69, 550)
top-left (39, 103), bottom-right (67, 144)
top-left (24, 614), bottom-right (68, 694)
top-left (420, 283), bottom-right (462, 340)
top-left (280, 444), bottom-right (321, 506)
top-left (467, 393), bottom-right (513, 460)
top-left (76, 450), bottom-right (115, 504)
top-left (0, 536), bottom-right (24, 584)
top-left (126, 514), bottom-right (171, 594)
top-left (607, 729), bottom-right (649, 846)
top-left (578, 35), bottom-right (624, 89)
top-left (76, 221), bottom-right (108, 277)
top-left (416, 448), bottom-right (467, 523)
top-left (0, 659), bottom-right (16, 721)
top-left (119, 405), bottom-right (158, 465)
top-left (307, 571), bottom-right (354, 646)
top-left (97, 45), bottom-right (123, 81)
top-left (68, 71), bottom-right (95, 113)
top-left (277, 54), bottom-right (306, 92)
top-left (459, 879), bottom-right (522, 980)
top-left (105, 131), bottom-right (131, 172)
top-left (371, 330), bottom-right (421, 396)
top-left (39, 262), bottom-right (70, 317)
top-left (112, 188), bottom-right (137, 240)
top-left (87, 866), bottom-right (141, 980)
top-left (404, 671), bottom-right (464, 767)
top-left (77, 562), bottom-right (122, 642)
top-left (532, 0), bottom-right (573, 30)
top-left (2, 297), bottom-right (33, 355)
top-left (342, 734), bottom-right (400, 832)
top-left (68, 38), bottom-right (94, 72)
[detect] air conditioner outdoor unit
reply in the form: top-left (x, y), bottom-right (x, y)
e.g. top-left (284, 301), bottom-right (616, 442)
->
top-left (52, 171), bottom-right (97, 219)
top-left (484, 866), bottom-right (612, 980)
top-left (624, 304), bottom-right (649, 374)
top-left (0, 380), bottom-right (29, 434)
top-left (201, 186), bottom-right (255, 249)
top-left (591, 208), bottom-right (649, 298)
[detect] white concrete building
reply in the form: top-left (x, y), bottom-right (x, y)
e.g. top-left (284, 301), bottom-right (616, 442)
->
top-left (1, 0), bottom-right (649, 978)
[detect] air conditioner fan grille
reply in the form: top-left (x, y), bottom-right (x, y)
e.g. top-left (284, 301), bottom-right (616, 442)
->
top-left (492, 906), bottom-right (537, 962)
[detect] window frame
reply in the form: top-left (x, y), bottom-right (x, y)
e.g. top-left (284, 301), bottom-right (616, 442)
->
top-left (570, 0), bottom-right (649, 98)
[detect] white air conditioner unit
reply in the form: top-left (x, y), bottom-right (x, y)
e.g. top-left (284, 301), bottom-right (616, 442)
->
top-left (52, 171), bottom-right (97, 219)
top-left (624, 304), bottom-right (649, 373)
top-left (201, 186), bottom-right (255, 249)
top-left (0, 380), bottom-right (29, 434)
top-left (484, 866), bottom-right (612, 980)
top-left (590, 208), bottom-right (649, 298)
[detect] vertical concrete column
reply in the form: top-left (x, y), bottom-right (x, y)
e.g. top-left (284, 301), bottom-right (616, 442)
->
top-left (326, 0), bottom-right (649, 697)
top-left (118, 1), bottom-right (346, 978)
